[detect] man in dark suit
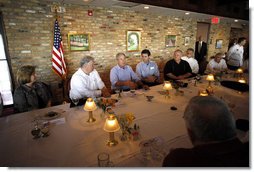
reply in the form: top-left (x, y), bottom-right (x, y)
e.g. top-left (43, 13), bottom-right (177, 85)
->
top-left (162, 96), bottom-right (249, 167)
top-left (195, 36), bottom-right (208, 74)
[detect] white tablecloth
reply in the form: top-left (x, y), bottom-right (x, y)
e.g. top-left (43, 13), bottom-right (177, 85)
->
top-left (0, 74), bottom-right (249, 167)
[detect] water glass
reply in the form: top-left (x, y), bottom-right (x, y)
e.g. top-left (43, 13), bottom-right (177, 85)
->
top-left (115, 89), bottom-right (121, 99)
top-left (130, 89), bottom-right (136, 96)
top-left (98, 152), bottom-right (110, 167)
top-left (72, 98), bottom-right (79, 106)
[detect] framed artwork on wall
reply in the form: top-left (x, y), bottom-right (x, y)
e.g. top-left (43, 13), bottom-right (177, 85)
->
top-left (127, 30), bottom-right (141, 52)
top-left (68, 33), bottom-right (90, 51)
top-left (215, 39), bottom-right (223, 49)
top-left (165, 35), bottom-right (176, 47)
top-left (184, 36), bottom-right (190, 46)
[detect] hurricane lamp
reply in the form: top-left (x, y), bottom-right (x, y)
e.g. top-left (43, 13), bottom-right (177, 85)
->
top-left (206, 74), bottom-right (215, 94)
top-left (163, 81), bottom-right (173, 98)
top-left (103, 114), bottom-right (120, 146)
top-left (199, 90), bottom-right (209, 96)
top-left (236, 68), bottom-right (243, 74)
top-left (238, 78), bottom-right (246, 83)
top-left (83, 98), bottom-right (97, 123)
top-left (235, 68), bottom-right (243, 78)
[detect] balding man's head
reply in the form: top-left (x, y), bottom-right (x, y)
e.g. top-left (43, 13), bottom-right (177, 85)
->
top-left (183, 96), bottom-right (236, 144)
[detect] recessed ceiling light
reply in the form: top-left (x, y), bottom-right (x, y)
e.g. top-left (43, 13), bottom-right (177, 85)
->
top-left (83, 0), bottom-right (90, 2)
top-left (234, 19), bottom-right (238, 22)
top-left (185, 12), bottom-right (190, 15)
top-left (144, 6), bottom-right (149, 9)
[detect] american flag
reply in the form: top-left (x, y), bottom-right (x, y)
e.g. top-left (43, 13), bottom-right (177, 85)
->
top-left (52, 19), bottom-right (67, 79)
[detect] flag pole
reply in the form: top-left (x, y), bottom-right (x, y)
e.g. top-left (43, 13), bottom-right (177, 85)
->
top-left (54, 6), bottom-right (67, 103)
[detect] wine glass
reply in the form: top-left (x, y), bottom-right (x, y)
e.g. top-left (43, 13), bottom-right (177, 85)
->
top-left (72, 98), bottom-right (79, 106)
top-left (115, 89), bottom-right (121, 99)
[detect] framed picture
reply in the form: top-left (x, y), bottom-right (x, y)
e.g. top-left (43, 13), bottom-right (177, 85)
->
top-left (127, 30), bottom-right (141, 52)
top-left (68, 33), bottom-right (90, 51)
top-left (215, 39), bottom-right (223, 49)
top-left (184, 36), bottom-right (190, 46)
top-left (165, 35), bottom-right (176, 47)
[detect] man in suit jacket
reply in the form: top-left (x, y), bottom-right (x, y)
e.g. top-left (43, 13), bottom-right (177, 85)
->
top-left (195, 36), bottom-right (208, 74)
top-left (162, 96), bottom-right (249, 167)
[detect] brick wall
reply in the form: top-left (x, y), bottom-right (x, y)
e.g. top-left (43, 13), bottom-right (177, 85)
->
top-left (0, 0), bottom-right (249, 104)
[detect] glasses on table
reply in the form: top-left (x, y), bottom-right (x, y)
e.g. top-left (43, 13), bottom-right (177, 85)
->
top-left (71, 98), bottom-right (79, 106)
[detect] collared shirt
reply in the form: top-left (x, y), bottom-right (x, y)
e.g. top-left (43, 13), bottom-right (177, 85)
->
top-left (181, 56), bottom-right (199, 74)
top-left (227, 44), bottom-right (244, 67)
top-left (110, 65), bottom-right (140, 90)
top-left (163, 59), bottom-right (192, 80)
top-left (207, 58), bottom-right (227, 72)
top-left (69, 68), bottom-right (105, 99)
top-left (136, 61), bottom-right (160, 79)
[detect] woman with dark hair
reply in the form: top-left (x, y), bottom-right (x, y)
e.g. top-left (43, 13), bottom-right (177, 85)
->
top-left (13, 65), bottom-right (52, 113)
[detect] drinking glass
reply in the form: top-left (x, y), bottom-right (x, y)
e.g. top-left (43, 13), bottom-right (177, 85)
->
top-left (115, 89), bottom-right (121, 99)
top-left (72, 98), bottom-right (79, 106)
top-left (97, 152), bottom-right (110, 167)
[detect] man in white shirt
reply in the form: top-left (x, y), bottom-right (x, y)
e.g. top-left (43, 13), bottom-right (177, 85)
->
top-left (227, 37), bottom-right (246, 70)
top-left (181, 48), bottom-right (199, 75)
top-left (206, 53), bottom-right (228, 74)
top-left (69, 56), bottom-right (110, 99)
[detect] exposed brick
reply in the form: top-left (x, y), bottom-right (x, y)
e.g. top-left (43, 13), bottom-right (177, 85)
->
top-left (1, 0), bottom-right (249, 105)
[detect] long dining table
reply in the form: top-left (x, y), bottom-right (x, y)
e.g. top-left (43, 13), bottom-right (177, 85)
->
top-left (0, 73), bottom-right (249, 167)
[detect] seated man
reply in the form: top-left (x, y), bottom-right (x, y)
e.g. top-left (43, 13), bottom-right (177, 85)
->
top-left (181, 48), bottom-right (199, 75)
top-left (69, 56), bottom-right (110, 99)
top-left (110, 52), bottom-right (149, 92)
top-left (163, 49), bottom-right (192, 80)
top-left (163, 96), bottom-right (249, 167)
top-left (136, 49), bottom-right (160, 86)
top-left (206, 52), bottom-right (228, 74)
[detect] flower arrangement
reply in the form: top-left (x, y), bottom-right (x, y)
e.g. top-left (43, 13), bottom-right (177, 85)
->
top-left (96, 98), bottom-right (117, 113)
top-left (116, 113), bottom-right (140, 141)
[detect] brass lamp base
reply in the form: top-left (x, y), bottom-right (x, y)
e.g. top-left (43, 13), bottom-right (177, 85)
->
top-left (106, 132), bottom-right (118, 147)
top-left (164, 90), bottom-right (170, 99)
top-left (87, 111), bottom-right (96, 123)
top-left (206, 84), bottom-right (214, 95)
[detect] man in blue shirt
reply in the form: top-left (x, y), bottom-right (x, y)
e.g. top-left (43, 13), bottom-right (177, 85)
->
top-left (110, 53), bottom-right (149, 92)
top-left (136, 49), bottom-right (160, 86)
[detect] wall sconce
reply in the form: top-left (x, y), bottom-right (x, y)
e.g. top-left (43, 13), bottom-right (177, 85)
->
top-left (163, 81), bottom-right (173, 98)
top-left (83, 98), bottom-right (97, 123)
top-left (206, 74), bottom-right (215, 94)
top-left (103, 114), bottom-right (120, 147)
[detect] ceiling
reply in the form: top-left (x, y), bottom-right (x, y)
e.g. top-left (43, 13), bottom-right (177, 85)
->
top-left (47, 0), bottom-right (249, 26)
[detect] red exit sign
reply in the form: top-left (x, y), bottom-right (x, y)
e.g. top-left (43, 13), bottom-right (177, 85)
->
top-left (211, 17), bottom-right (220, 24)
